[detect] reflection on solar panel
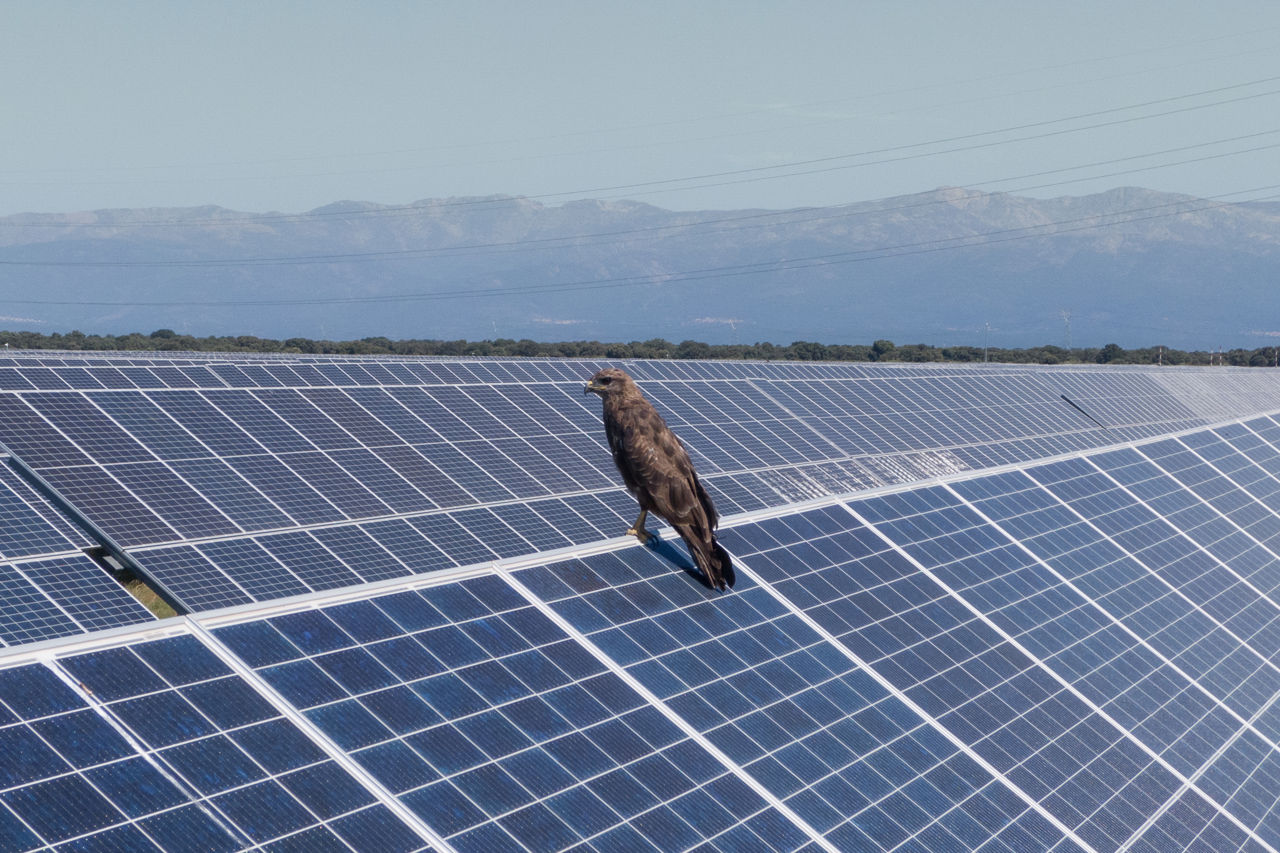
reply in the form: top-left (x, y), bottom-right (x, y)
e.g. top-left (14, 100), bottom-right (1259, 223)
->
top-left (0, 637), bottom-right (431, 852)
top-left (0, 449), bottom-right (153, 646)
top-left (2, 353), bottom-right (1280, 850)
top-left (212, 575), bottom-right (814, 852)
top-left (515, 545), bottom-right (1076, 851)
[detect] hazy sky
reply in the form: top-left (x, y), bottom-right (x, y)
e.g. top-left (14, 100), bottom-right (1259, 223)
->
top-left (4, 1), bottom-right (1280, 216)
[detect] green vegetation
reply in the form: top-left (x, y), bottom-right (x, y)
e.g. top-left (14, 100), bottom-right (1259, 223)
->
top-left (1, 329), bottom-right (1276, 367)
top-left (122, 574), bottom-right (177, 619)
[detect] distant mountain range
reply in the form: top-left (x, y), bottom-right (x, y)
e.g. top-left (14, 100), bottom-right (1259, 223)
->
top-left (1, 186), bottom-right (1277, 348)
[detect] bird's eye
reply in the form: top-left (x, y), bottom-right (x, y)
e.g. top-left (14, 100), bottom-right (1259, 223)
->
top-left (600, 377), bottom-right (612, 383)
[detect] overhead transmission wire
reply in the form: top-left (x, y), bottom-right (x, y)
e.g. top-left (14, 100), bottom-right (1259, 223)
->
top-left (12, 39), bottom-right (1274, 194)
top-left (4, 126), bottom-right (1278, 269)
top-left (4, 73), bottom-right (1279, 230)
top-left (5, 23), bottom-right (1274, 185)
top-left (5, 183), bottom-right (1277, 308)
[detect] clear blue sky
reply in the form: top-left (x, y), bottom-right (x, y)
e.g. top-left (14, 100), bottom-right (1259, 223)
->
top-left (3, 1), bottom-right (1279, 216)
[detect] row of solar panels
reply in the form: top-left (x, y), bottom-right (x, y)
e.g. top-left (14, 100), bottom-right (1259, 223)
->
top-left (7, 404), bottom-right (1280, 850)
top-left (0, 357), bottom-right (1276, 637)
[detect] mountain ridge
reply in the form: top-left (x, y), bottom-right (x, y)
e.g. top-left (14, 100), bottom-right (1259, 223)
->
top-left (1, 186), bottom-right (1277, 348)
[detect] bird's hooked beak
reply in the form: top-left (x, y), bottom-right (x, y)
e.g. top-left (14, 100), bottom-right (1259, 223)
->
top-left (584, 379), bottom-right (603, 396)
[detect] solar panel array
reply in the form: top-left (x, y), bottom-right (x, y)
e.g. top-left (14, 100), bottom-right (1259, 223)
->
top-left (2, 352), bottom-right (1280, 851)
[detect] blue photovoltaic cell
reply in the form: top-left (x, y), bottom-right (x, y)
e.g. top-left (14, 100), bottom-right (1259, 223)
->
top-left (361, 518), bottom-right (457, 575)
top-left (301, 388), bottom-right (410, 447)
top-left (224, 454), bottom-right (346, 526)
top-left (195, 539), bottom-right (312, 602)
top-left (343, 388), bottom-right (445, 444)
top-left (996, 462), bottom-right (1280, 840)
top-left (446, 508), bottom-right (533, 559)
top-left (1022, 458), bottom-right (1280, 741)
top-left (35, 466), bottom-right (179, 546)
top-left (168, 457), bottom-right (296, 532)
top-left (0, 563), bottom-right (85, 646)
top-left (328, 447), bottom-right (437, 513)
top-left (130, 545), bottom-right (256, 612)
top-left (87, 391), bottom-right (215, 461)
top-left (0, 470), bottom-right (78, 559)
top-left (214, 576), bottom-right (812, 852)
top-left (251, 389), bottom-right (363, 450)
top-left (17, 554), bottom-right (155, 633)
top-left (415, 443), bottom-right (517, 504)
top-left (408, 514), bottom-right (499, 568)
top-left (950, 470), bottom-right (1275, 775)
top-left (517, 545), bottom-right (1072, 851)
top-left (22, 392), bottom-right (158, 465)
top-left (253, 530), bottom-right (365, 591)
top-left (276, 450), bottom-right (395, 519)
top-left (1126, 787), bottom-right (1266, 853)
top-left (105, 461), bottom-right (241, 540)
top-left (842, 489), bottom-right (1225, 848)
top-left (0, 465), bottom-right (94, 550)
top-left (200, 390), bottom-right (318, 454)
top-left (373, 445), bottom-right (476, 508)
top-left (310, 525), bottom-right (412, 584)
top-left (489, 501), bottom-right (580, 552)
top-left (147, 390), bottom-right (268, 457)
top-left (2, 355), bottom-right (1280, 849)
top-left (41, 635), bottom-right (432, 852)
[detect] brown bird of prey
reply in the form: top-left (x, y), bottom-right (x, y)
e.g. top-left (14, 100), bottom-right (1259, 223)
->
top-left (585, 367), bottom-right (734, 590)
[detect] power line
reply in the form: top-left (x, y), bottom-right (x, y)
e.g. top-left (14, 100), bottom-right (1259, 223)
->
top-left (5, 25), bottom-right (1275, 184)
top-left (4, 184), bottom-right (1276, 308)
top-left (4, 74), bottom-right (1279, 229)
top-left (3, 130), bottom-right (1276, 269)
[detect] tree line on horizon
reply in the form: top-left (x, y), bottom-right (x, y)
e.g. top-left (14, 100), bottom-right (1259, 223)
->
top-left (0, 328), bottom-right (1277, 367)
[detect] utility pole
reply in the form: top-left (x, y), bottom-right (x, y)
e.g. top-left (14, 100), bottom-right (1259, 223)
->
top-left (1059, 309), bottom-right (1072, 351)
top-left (983, 322), bottom-right (991, 363)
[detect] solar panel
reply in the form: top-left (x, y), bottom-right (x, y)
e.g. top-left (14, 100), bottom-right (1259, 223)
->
top-left (0, 638), bottom-right (432, 852)
top-left (515, 544), bottom-right (1077, 851)
top-left (3, 353), bottom-right (1280, 850)
top-left (210, 575), bottom-right (816, 852)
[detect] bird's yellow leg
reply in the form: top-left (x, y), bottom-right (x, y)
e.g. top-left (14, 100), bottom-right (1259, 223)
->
top-left (627, 509), bottom-right (651, 541)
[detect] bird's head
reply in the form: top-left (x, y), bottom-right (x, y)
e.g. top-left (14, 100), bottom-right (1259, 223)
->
top-left (585, 367), bottom-right (634, 398)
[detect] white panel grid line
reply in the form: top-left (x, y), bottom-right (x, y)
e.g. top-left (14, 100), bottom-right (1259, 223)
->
top-left (496, 565), bottom-right (842, 853)
top-left (36, 650), bottom-right (260, 851)
top-left (1133, 441), bottom-right (1280, 605)
top-left (840, 501), bottom-right (1280, 853)
top-left (186, 618), bottom-right (453, 852)
top-left (944, 479), bottom-right (1280, 850)
top-left (140, 390), bottom-right (279, 460)
top-left (0, 403), bottom-right (186, 539)
top-left (263, 526), bottom-right (407, 587)
top-left (1019, 465), bottom-right (1280, 693)
top-left (1165, 434), bottom-right (1280, 552)
top-left (1079, 455), bottom-right (1280, 666)
top-left (2, 555), bottom-right (137, 639)
top-left (1192, 430), bottom-right (1280, 509)
top-left (208, 581), bottom-right (822, 851)
top-left (716, 539), bottom-right (1102, 853)
top-left (740, 380), bottom-right (854, 459)
top-left (946, 475), bottom-right (1280, 741)
top-left (198, 389), bottom-right (324, 455)
top-left (1120, 670), bottom-right (1280, 853)
top-left (260, 387), bottom-right (389, 450)
top-left (0, 621), bottom-right (433, 853)
top-left (1030, 458), bottom-right (1280, 833)
top-left (87, 390), bottom-right (235, 459)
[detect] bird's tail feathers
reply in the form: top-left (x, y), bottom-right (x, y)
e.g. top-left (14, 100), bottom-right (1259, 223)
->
top-left (677, 524), bottom-right (735, 591)
top-left (712, 540), bottom-right (735, 589)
